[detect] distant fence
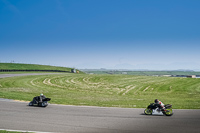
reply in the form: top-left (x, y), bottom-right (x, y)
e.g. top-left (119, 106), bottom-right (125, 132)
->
top-left (0, 69), bottom-right (71, 73)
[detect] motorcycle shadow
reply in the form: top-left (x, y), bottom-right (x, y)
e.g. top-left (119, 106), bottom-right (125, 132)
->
top-left (140, 113), bottom-right (165, 116)
top-left (27, 105), bottom-right (49, 108)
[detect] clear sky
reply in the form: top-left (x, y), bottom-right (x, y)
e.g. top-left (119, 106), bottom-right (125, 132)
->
top-left (0, 0), bottom-right (200, 70)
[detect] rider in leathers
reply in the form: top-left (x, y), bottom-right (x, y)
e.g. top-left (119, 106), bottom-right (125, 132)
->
top-left (154, 99), bottom-right (166, 111)
top-left (39, 93), bottom-right (46, 102)
top-left (33, 93), bottom-right (46, 103)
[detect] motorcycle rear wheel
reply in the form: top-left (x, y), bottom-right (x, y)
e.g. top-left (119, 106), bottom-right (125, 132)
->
top-left (144, 108), bottom-right (152, 115)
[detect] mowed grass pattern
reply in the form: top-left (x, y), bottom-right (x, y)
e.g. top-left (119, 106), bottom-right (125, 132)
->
top-left (0, 73), bottom-right (200, 109)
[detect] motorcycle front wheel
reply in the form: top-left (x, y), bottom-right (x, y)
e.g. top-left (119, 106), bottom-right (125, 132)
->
top-left (28, 101), bottom-right (33, 106)
top-left (164, 109), bottom-right (173, 116)
top-left (144, 108), bottom-right (152, 115)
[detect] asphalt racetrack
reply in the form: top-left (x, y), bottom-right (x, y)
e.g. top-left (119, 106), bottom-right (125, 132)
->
top-left (0, 99), bottom-right (200, 133)
top-left (0, 73), bottom-right (63, 78)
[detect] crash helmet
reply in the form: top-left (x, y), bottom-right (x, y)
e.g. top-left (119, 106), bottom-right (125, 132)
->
top-left (155, 99), bottom-right (159, 104)
top-left (40, 93), bottom-right (44, 96)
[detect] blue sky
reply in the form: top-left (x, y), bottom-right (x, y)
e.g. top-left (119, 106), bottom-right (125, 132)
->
top-left (0, 0), bottom-right (200, 70)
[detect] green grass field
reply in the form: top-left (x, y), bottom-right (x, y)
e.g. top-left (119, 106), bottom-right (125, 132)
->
top-left (0, 131), bottom-right (22, 133)
top-left (0, 63), bottom-right (76, 72)
top-left (0, 73), bottom-right (199, 109)
top-left (0, 131), bottom-right (19, 133)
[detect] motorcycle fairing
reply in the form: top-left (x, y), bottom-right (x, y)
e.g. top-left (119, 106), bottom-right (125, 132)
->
top-left (152, 108), bottom-right (164, 115)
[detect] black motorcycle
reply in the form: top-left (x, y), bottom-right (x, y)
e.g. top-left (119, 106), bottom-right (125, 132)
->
top-left (144, 103), bottom-right (173, 116)
top-left (29, 96), bottom-right (51, 107)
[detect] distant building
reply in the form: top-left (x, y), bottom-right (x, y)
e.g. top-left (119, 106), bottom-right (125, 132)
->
top-left (122, 72), bottom-right (127, 74)
top-left (89, 73), bottom-right (94, 75)
top-left (71, 69), bottom-right (76, 73)
top-left (162, 75), bottom-right (171, 77)
top-left (187, 75), bottom-right (196, 78)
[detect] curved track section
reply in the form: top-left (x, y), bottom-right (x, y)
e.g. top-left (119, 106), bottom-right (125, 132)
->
top-left (0, 73), bottom-right (63, 78)
top-left (0, 99), bottom-right (200, 133)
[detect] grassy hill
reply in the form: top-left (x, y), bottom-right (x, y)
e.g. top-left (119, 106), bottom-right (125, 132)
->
top-left (0, 63), bottom-right (81, 73)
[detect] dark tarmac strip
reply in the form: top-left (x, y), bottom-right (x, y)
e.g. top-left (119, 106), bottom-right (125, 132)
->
top-left (0, 99), bottom-right (200, 133)
top-left (0, 73), bottom-right (64, 78)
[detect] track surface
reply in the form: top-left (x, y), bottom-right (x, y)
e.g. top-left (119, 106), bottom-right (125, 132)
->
top-left (0, 99), bottom-right (200, 133)
top-left (0, 73), bottom-right (62, 78)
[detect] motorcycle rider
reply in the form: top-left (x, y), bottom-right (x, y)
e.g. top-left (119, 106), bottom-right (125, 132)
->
top-left (154, 99), bottom-right (166, 111)
top-left (39, 93), bottom-right (46, 102)
top-left (32, 93), bottom-right (46, 104)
